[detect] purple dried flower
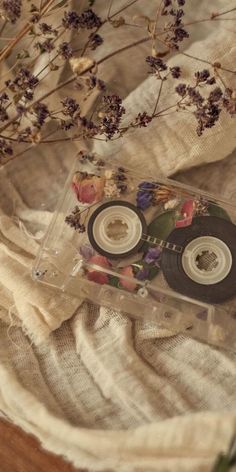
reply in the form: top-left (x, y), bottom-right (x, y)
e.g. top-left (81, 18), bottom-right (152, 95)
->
top-left (0, 138), bottom-right (13, 157)
top-left (78, 9), bottom-right (102, 29)
top-left (163, 3), bottom-right (189, 49)
top-left (85, 75), bottom-right (106, 91)
top-left (137, 192), bottom-right (153, 210)
top-left (89, 33), bottom-right (103, 50)
top-left (24, 90), bottom-right (34, 101)
top-left (170, 66), bottom-right (181, 78)
top-left (0, 106), bottom-right (8, 122)
top-left (30, 12), bottom-right (40, 23)
top-left (187, 87), bottom-right (204, 105)
top-left (134, 112), bottom-right (152, 127)
top-left (79, 244), bottom-right (94, 260)
top-left (0, 93), bottom-right (9, 103)
top-left (61, 97), bottom-right (80, 117)
top-left (175, 83), bottom-right (187, 96)
top-left (33, 102), bottom-right (49, 126)
top-left (208, 87), bottom-right (223, 103)
top-left (195, 69), bottom-right (210, 83)
top-left (17, 126), bottom-right (32, 142)
top-left (222, 88), bottom-right (236, 115)
top-left (173, 8), bottom-right (184, 22)
top-left (39, 22), bottom-right (58, 36)
top-left (79, 116), bottom-right (99, 137)
top-left (2, 0), bottom-right (22, 23)
top-left (63, 8), bottom-right (101, 30)
top-left (136, 267), bottom-right (149, 280)
top-left (206, 77), bottom-right (216, 85)
top-left (163, 0), bottom-right (172, 6)
top-left (99, 95), bottom-right (125, 139)
top-left (62, 10), bottom-right (80, 29)
top-left (146, 56), bottom-right (167, 73)
top-left (195, 103), bottom-right (221, 136)
top-left (60, 119), bottom-right (75, 130)
top-left (35, 38), bottom-right (55, 53)
top-left (136, 181), bottom-right (157, 210)
top-left (65, 206), bottom-right (86, 232)
top-left (16, 104), bottom-right (26, 115)
top-left (173, 27), bottom-right (189, 43)
top-left (177, 0), bottom-right (185, 5)
top-left (58, 42), bottom-right (73, 59)
top-left (144, 246), bottom-right (162, 265)
top-left (6, 68), bottom-right (39, 99)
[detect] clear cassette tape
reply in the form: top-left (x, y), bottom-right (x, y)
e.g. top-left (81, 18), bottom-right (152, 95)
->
top-left (33, 151), bottom-right (236, 351)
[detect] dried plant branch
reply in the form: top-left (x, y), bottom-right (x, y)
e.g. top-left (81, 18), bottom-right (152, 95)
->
top-left (0, 0), bottom-right (235, 163)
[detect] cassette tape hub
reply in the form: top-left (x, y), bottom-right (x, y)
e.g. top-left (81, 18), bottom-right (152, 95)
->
top-left (33, 153), bottom-right (236, 351)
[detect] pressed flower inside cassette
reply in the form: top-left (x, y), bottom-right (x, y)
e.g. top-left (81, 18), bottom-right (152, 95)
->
top-left (33, 152), bottom-right (236, 352)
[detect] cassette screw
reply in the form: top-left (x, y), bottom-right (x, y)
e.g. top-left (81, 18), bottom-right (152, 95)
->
top-left (138, 287), bottom-right (148, 298)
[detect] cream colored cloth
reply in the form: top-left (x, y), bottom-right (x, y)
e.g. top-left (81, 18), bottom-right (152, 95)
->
top-left (0, 1), bottom-right (236, 471)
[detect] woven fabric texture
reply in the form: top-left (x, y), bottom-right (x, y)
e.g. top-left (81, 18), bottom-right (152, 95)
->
top-left (0, 1), bottom-right (236, 471)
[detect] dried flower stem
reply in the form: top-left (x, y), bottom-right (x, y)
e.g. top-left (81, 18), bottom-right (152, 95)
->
top-left (0, 21), bottom-right (7, 39)
top-left (0, 35), bottom-right (151, 135)
top-left (0, 0), bottom-right (56, 64)
top-left (152, 78), bottom-right (164, 116)
top-left (110, 0), bottom-right (140, 19)
top-left (184, 6), bottom-right (236, 27)
top-left (151, 0), bottom-right (163, 52)
top-left (181, 51), bottom-right (236, 74)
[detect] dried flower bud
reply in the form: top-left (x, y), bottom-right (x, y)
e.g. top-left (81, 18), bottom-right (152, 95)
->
top-left (2, 0), bottom-right (22, 23)
top-left (69, 57), bottom-right (95, 75)
top-left (213, 62), bottom-right (221, 69)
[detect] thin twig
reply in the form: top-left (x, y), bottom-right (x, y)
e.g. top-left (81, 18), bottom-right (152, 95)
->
top-left (0, 20), bottom-right (7, 38)
top-left (109, 0), bottom-right (139, 19)
top-left (152, 0), bottom-right (163, 53)
top-left (107, 0), bottom-right (114, 19)
top-left (152, 79), bottom-right (164, 116)
top-left (0, 0), bottom-right (56, 64)
top-left (81, 0), bottom-right (141, 57)
top-left (0, 36), bottom-right (151, 134)
top-left (181, 51), bottom-right (236, 74)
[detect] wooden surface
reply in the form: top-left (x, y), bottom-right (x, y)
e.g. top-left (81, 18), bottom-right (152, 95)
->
top-left (0, 419), bottom-right (83, 472)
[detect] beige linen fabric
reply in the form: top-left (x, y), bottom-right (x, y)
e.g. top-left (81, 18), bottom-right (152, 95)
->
top-left (0, 1), bottom-right (236, 471)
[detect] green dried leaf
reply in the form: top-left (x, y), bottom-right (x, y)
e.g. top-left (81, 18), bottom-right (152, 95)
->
top-left (207, 203), bottom-right (231, 221)
top-left (108, 276), bottom-right (119, 287)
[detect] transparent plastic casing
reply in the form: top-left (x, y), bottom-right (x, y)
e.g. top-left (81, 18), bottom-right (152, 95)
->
top-left (33, 154), bottom-right (236, 352)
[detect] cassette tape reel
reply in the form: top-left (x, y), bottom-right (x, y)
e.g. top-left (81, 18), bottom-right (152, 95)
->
top-left (87, 201), bottom-right (147, 259)
top-left (161, 216), bottom-right (236, 304)
top-left (87, 201), bottom-right (236, 304)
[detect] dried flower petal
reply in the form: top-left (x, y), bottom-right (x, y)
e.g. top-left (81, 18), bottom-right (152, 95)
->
top-left (69, 57), bottom-right (94, 75)
top-left (119, 266), bottom-right (137, 291)
top-left (58, 41), bottom-right (73, 59)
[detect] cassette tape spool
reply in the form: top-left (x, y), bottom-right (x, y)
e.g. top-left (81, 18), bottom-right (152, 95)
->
top-left (87, 201), bottom-right (147, 259)
top-left (161, 216), bottom-right (236, 304)
top-left (88, 201), bottom-right (236, 304)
